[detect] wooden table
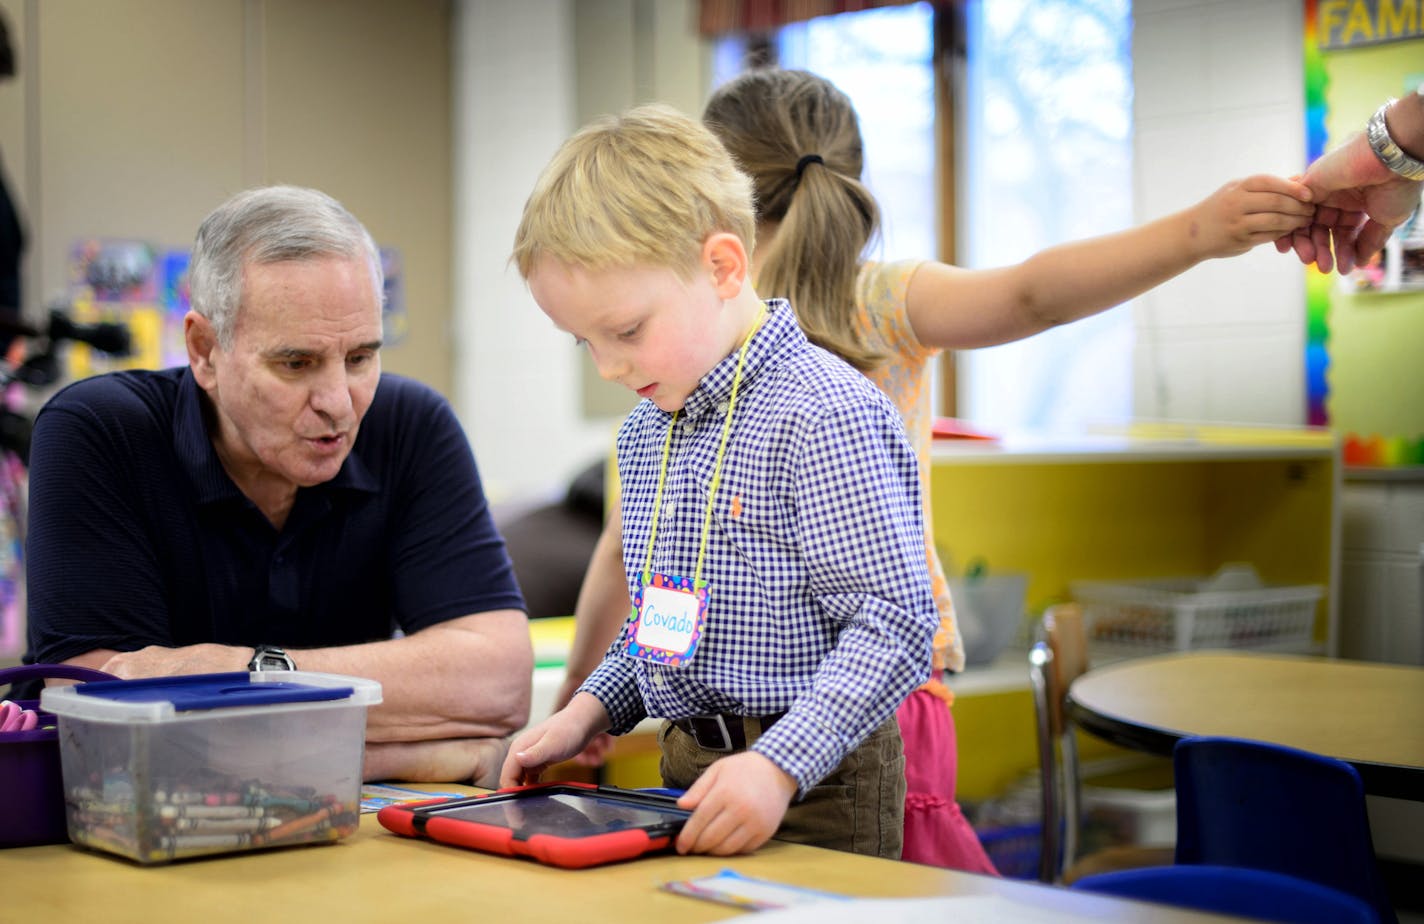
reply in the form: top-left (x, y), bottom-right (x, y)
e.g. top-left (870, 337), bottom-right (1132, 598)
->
top-left (0, 785), bottom-right (1263, 923)
top-left (1067, 650), bottom-right (1424, 801)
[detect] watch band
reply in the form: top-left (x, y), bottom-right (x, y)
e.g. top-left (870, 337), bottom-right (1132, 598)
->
top-left (248, 645), bottom-right (296, 671)
top-left (1365, 98), bottom-right (1424, 182)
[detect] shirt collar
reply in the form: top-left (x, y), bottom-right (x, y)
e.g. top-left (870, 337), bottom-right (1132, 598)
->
top-left (172, 368), bottom-right (380, 506)
top-left (678, 298), bottom-right (802, 423)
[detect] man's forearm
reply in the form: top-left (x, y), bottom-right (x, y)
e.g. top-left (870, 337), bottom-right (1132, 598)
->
top-left (292, 610), bottom-right (533, 741)
top-left (63, 610), bottom-right (534, 740)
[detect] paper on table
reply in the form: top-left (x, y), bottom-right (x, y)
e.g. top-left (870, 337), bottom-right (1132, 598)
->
top-left (661, 869), bottom-right (848, 910)
top-left (359, 784), bottom-right (467, 813)
top-left (746, 895), bottom-right (1104, 924)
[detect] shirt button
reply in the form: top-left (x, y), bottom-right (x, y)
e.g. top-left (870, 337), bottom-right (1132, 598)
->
top-left (682, 421), bottom-right (695, 435)
top-left (716, 400), bottom-right (729, 416)
top-left (663, 501), bottom-right (675, 519)
top-left (652, 671), bottom-right (665, 687)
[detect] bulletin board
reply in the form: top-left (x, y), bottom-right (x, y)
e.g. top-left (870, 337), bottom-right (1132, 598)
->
top-left (1304, 0), bottom-right (1424, 467)
top-left (61, 241), bottom-right (408, 381)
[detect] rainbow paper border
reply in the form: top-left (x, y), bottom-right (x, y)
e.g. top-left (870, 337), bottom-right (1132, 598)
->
top-left (1300, 0), bottom-right (1423, 466)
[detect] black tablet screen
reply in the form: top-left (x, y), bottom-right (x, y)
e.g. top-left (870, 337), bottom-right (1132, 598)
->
top-left (424, 792), bottom-right (690, 838)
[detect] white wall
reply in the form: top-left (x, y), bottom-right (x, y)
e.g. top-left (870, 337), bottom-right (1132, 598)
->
top-left (1131, 0), bottom-right (1306, 425)
top-left (453, 0), bottom-right (616, 503)
top-left (453, 0), bottom-right (707, 502)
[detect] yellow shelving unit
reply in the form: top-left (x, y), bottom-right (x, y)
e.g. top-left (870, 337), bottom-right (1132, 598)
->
top-left (932, 427), bottom-right (1340, 802)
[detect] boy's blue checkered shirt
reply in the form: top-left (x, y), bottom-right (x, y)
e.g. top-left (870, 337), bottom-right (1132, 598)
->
top-left (580, 299), bottom-right (937, 793)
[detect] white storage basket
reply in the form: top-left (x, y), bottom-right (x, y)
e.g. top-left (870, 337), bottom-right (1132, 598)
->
top-left (1071, 576), bottom-right (1322, 657)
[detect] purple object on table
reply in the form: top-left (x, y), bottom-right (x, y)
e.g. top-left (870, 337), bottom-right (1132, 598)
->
top-left (0, 663), bottom-right (117, 848)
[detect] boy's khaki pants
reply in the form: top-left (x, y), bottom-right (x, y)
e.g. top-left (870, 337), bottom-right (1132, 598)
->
top-left (658, 715), bottom-right (905, 859)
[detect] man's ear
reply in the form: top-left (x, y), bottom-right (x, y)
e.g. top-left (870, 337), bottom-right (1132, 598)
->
top-left (702, 232), bottom-right (749, 299)
top-left (185, 310), bottom-right (219, 389)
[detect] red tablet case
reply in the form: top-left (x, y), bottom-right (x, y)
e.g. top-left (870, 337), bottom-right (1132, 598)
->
top-left (376, 781), bottom-right (687, 869)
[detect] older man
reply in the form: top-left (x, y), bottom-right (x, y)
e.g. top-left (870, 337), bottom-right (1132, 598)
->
top-left (23, 185), bottom-right (531, 784)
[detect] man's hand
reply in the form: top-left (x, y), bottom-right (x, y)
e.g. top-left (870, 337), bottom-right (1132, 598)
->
top-left (674, 751), bottom-right (797, 856)
top-left (1275, 129), bottom-right (1424, 274)
top-left (99, 643), bottom-right (248, 678)
top-left (364, 737), bottom-right (510, 786)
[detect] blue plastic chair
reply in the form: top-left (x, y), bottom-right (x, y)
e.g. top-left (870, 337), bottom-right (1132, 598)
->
top-left (1173, 736), bottom-right (1396, 924)
top-left (1073, 864), bottom-right (1379, 924)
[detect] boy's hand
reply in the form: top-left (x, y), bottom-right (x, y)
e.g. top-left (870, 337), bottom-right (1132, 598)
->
top-left (1192, 174), bottom-right (1314, 259)
top-left (570, 732), bottom-right (616, 767)
top-left (674, 751), bottom-right (798, 856)
top-left (550, 674), bottom-right (616, 766)
top-left (498, 693), bottom-right (609, 787)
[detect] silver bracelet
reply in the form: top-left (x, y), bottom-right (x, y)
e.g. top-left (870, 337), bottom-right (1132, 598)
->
top-left (1365, 98), bottom-right (1424, 182)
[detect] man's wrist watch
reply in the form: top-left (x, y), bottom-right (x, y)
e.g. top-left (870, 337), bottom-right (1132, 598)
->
top-left (248, 645), bottom-right (296, 672)
top-left (1366, 96), bottom-right (1424, 181)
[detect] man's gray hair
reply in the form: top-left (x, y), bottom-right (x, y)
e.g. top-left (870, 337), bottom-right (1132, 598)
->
top-left (188, 185), bottom-right (384, 346)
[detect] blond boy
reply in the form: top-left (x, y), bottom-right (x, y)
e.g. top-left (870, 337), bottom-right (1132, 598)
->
top-left (500, 105), bottom-right (937, 858)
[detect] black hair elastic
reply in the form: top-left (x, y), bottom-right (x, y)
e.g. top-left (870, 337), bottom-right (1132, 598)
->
top-left (795, 154), bottom-right (824, 179)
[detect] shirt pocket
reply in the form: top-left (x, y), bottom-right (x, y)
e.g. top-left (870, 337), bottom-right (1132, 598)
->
top-left (704, 463), bottom-right (793, 570)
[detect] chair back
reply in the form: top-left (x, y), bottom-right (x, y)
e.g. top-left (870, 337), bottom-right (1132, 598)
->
top-left (1028, 603), bottom-right (1087, 882)
top-left (1073, 864), bottom-right (1379, 924)
top-left (1174, 735), bottom-right (1396, 924)
top-left (1043, 604), bottom-right (1087, 736)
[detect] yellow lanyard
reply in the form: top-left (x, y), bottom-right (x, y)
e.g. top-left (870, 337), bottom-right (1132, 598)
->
top-left (641, 306), bottom-right (765, 588)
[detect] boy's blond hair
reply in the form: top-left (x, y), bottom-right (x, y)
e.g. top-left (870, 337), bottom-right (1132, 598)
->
top-left (513, 103), bottom-right (756, 279)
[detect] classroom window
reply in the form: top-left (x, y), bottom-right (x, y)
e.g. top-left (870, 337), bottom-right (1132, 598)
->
top-left (959, 0), bottom-right (1134, 433)
top-left (712, 0), bottom-right (1134, 433)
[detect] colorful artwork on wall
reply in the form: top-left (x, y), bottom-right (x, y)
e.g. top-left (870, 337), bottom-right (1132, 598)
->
top-left (65, 238), bottom-right (164, 379)
top-left (63, 239), bottom-right (402, 380)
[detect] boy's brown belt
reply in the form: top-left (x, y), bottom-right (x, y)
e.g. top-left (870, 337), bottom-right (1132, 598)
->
top-left (671, 713), bottom-right (783, 752)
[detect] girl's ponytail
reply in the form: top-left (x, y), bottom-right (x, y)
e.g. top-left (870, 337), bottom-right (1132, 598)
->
top-left (705, 69), bottom-right (885, 370)
top-left (759, 156), bottom-right (882, 369)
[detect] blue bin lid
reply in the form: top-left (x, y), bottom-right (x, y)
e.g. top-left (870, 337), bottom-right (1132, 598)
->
top-left (73, 672), bottom-right (354, 712)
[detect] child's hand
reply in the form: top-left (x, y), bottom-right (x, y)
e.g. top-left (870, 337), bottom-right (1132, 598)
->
top-left (569, 732), bottom-right (616, 768)
top-left (498, 692), bottom-right (609, 787)
top-left (1193, 174), bottom-right (1314, 259)
top-left (498, 716), bottom-right (583, 786)
top-left (674, 751), bottom-right (798, 856)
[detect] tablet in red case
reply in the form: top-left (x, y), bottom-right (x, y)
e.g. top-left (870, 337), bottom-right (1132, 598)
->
top-left (376, 782), bottom-right (690, 869)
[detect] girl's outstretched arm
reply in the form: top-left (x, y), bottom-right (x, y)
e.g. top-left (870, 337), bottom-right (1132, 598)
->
top-left (905, 174), bottom-right (1314, 351)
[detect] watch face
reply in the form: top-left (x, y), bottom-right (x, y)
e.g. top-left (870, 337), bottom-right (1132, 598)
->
top-left (251, 648), bottom-right (293, 671)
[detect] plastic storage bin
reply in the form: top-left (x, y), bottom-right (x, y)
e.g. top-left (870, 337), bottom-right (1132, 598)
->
top-left (947, 572), bottom-right (1029, 666)
top-left (1071, 570), bottom-right (1322, 657)
top-left (41, 670), bottom-right (381, 863)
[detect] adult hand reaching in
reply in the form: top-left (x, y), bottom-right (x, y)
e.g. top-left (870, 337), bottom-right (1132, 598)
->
top-left (1277, 91), bottom-right (1424, 274)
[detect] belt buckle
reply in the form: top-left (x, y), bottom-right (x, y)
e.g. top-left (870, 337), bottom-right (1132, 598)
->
top-left (698, 714), bottom-right (734, 752)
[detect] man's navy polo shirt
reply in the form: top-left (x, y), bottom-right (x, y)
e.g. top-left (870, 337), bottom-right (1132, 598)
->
top-left (24, 367), bottom-right (525, 667)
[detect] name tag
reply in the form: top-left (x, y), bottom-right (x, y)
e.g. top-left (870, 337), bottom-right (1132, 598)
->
top-left (625, 572), bottom-right (709, 666)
